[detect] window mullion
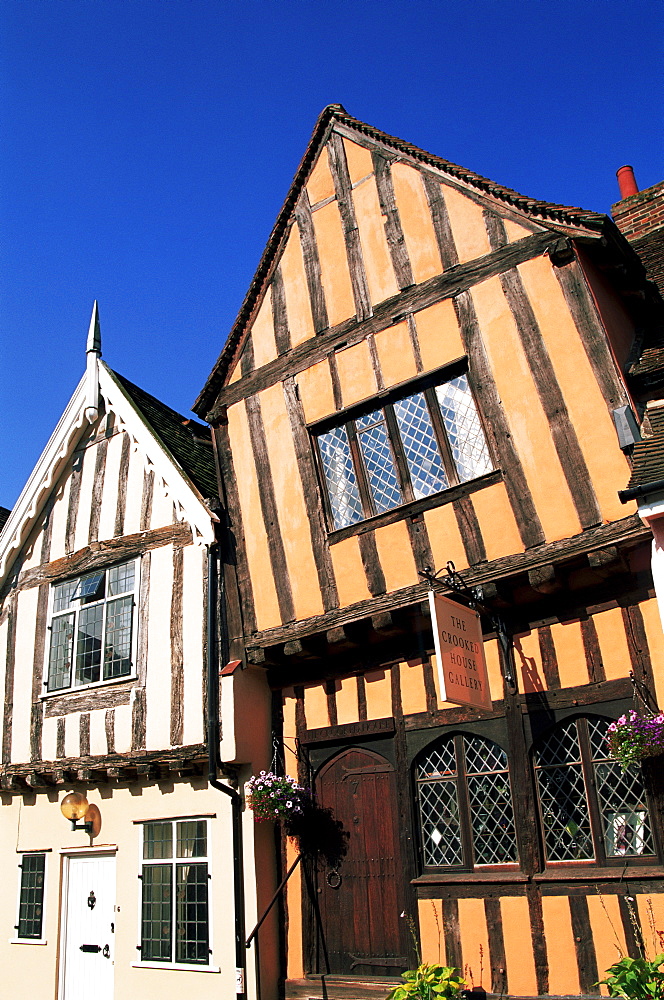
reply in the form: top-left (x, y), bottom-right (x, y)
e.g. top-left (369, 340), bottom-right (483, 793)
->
top-left (578, 719), bottom-right (607, 866)
top-left (425, 387), bottom-right (459, 486)
top-left (455, 735), bottom-right (475, 869)
top-left (347, 421), bottom-right (375, 517)
top-left (383, 404), bottom-right (415, 503)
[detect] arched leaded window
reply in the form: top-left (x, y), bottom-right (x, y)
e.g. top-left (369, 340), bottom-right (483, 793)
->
top-left (533, 716), bottom-right (655, 864)
top-left (416, 733), bottom-right (518, 869)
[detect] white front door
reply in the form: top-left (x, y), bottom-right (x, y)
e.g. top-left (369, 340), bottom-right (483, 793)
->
top-left (60, 854), bottom-right (115, 1000)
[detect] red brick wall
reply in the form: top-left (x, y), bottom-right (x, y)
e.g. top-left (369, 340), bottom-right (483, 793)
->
top-left (612, 180), bottom-right (664, 240)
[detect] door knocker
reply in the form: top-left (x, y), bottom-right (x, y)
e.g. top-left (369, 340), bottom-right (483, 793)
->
top-left (102, 944), bottom-right (110, 958)
top-left (87, 890), bottom-right (96, 910)
top-left (326, 869), bottom-right (341, 889)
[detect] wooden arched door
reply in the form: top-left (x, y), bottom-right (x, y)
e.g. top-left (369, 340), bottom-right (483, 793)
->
top-left (315, 747), bottom-right (410, 977)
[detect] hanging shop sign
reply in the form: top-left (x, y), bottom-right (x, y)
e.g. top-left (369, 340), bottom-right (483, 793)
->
top-left (428, 591), bottom-right (493, 712)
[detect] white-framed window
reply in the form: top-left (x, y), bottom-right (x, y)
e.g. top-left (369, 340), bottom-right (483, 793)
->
top-left (138, 819), bottom-right (211, 967)
top-left (45, 559), bottom-right (138, 693)
top-left (314, 367), bottom-right (493, 531)
top-left (12, 853), bottom-right (47, 943)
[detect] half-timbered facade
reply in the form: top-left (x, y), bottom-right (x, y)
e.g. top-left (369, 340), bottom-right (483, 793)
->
top-left (195, 107), bottom-right (664, 1000)
top-left (0, 308), bottom-right (274, 1000)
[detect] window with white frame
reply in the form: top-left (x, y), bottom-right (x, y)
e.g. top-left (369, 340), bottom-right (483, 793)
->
top-left (45, 559), bottom-right (137, 693)
top-left (15, 853), bottom-right (46, 940)
top-left (314, 368), bottom-right (493, 531)
top-left (139, 819), bottom-right (210, 966)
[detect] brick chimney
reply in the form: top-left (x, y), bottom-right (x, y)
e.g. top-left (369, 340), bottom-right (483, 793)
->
top-left (612, 168), bottom-right (664, 296)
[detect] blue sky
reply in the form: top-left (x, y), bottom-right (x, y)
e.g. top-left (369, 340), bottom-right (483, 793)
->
top-left (2, 0), bottom-right (663, 508)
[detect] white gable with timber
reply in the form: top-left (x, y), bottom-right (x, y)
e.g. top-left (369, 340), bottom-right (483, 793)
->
top-left (1, 329), bottom-right (217, 583)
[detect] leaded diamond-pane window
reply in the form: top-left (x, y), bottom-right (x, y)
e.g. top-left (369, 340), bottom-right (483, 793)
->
top-left (416, 734), bottom-right (518, 870)
top-left (141, 819), bottom-right (211, 967)
top-left (314, 366), bottom-right (492, 529)
top-left (534, 717), bottom-right (656, 865)
top-left (46, 559), bottom-right (137, 693)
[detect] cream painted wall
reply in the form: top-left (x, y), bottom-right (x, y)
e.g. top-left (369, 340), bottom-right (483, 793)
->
top-left (0, 780), bottom-right (253, 1000)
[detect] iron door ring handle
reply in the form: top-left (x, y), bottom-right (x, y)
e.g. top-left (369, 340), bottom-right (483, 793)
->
top-left (103, 944), bottom-right (110, 958)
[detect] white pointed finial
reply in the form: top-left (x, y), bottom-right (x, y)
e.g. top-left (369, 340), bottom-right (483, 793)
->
top-left (85, 301), bottom-right (101, 423)
top-left (86, 300), bottom-right (102, 356)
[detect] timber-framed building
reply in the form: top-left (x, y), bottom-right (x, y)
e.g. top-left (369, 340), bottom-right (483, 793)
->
top-left (195, 107), bottom-right (664, 1000)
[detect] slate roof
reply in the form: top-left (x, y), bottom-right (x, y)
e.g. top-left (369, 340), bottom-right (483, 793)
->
top-left (109, 368), bottom-right (219, 502)
top-left (0, 507), bottom-right (10, 534)
top-left (194, 104), bottom-right (613, 417)
top-left (622, 406), bottom-right (664, 495)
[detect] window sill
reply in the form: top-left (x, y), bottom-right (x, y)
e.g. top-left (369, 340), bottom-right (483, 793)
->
top-left (132, 961), bottom-right (220, 973)
top-left (327, 470), bottom-right (502, 544)
top-left (534, 864), bottom-right (662, 882)
top-left (10, 938), bottom-right (47, 945)
top-left (413, 870), bottom-right (527, 885)
top-left (40, 674), bottom-right (137, 701)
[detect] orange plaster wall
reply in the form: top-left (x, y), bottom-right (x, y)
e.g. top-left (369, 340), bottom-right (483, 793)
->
top-left (586, 893), bottom-right (628, 990)
top-left (517, 255), bottom-right (631, 523)
top-left (471, 276), bottom-right (581, 542)
top-left (424, 502), bottom-right (469, 575)
top-left (336, 675), bottom-right (360, 725)
top-left (418, 899), bottom-right (445, 966)
top-left (550, 620), bottom-right (589, 688)
top-left (251, 287), bottom-right (278, 369)
top-left (541, 896), bottom-right (580, 995)
top-left (307, 148), bottom-right (336, 205)
top-left (228, 358), bottom-right (242, 384)
top-left (457, 897), bottom-right (490, 989)
top-left (471, 482), bottom-right (524, 561)
top-left (443, 185), bottom-right (491, 264)
top-left (352, 174), bottom-right (400, 305)
top-left (280, 690), bottom-right (304, 979)
top-left (303, 682), bottom-right (329, 731)
top-left (592, 607), bottom-right (632, 681)
top-left (399, 659), bottom-right (428, 717)
top-left (636, 893), bottom-right (664, 958)
top-left (413, 298), bottom-right (465, 373)
top-left (342, 136), bottom-right (374, 184)
top-left (311, 200), bottom-right (355, 327)
top-left (504, 218), bottom-right (535, 242)
top-left (280, 224), bottom-right (315, 348)
top-left (482, 638), bottom-right (504, 703)
top-left (640, 598), bottom-right (664, 708)
top-left (329, 536), bottom-right (372, 608)
top-left (335, 340), bottom-right (377, 408)
top-left (513, 630), bottom-right (547, 693)
top-left (258, 383), bottom-right (324, 620)
top-left (391, 161), bottom-right (442, 283)
top-left (499, 896), bottom-right (538, 996)
top-left (364, 668), bottom-right (393, 719)
top-left (226, 402), bottom-right (281, 631)
top-left (373, 520), bottom-right (418, 592)
top-left (295, 357), bottom-right (336, 423)
top-left (374, 321), bottom-right (417, 388)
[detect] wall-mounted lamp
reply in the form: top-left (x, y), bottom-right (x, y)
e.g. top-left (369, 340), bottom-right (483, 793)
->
top-left (60, 791), bottom-right (93, 834)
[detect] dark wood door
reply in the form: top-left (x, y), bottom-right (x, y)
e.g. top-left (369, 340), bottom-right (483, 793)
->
top-left (315, 748), bottom-right (410, 977)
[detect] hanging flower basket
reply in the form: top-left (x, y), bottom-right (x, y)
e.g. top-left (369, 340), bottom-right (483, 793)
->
top-left (606, 710), bottom-right (664, 770)
top-left (247, 771), bottom-right (309, 824)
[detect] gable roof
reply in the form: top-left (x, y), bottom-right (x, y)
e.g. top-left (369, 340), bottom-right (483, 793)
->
top-left (110, 370), bottom-right (218, 500)
top-left (620, 405), bottom-right (664, 501)
top-left (194, 104), bottom-right (612, 417)
top-left (0, 358), bottom-right (219, 583)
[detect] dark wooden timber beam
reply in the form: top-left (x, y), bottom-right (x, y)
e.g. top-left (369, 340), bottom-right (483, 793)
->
top-left (243, 515), bottom-right (647, 649)
top-left (13, 522), bottom-right (193, 594)
top-left (206, 231), bottom-right (561, 419)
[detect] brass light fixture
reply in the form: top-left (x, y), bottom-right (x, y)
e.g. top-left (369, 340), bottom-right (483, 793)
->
top-left (60, 791), bottom-right (93, 834)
